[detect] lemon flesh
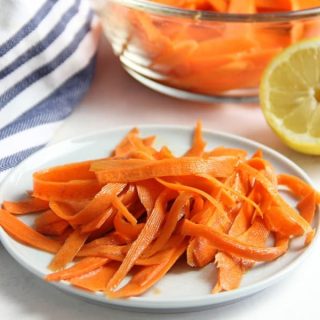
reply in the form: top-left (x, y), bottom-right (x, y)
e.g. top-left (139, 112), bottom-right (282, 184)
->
top-left (260, 38), bottom-right (320, 155)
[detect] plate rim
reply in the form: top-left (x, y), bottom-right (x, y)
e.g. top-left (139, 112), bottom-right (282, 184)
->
top-left (0, 124), bottom-right (319, 311)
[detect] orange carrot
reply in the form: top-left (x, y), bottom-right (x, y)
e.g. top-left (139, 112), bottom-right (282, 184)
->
top-left (2, 197), bottom-right (49, 214)
top-left (212, 252), bottom-right (243, 293)
top-left (239, 163), bottom-right (311, 236)
top-left (65, 183), bottom-right (126, 225)
top-left (113, 128), bottom-right (140, 156)
top-left (80, 207), bottom-right (115, 234)
top-left (180, 219), bottom-right (286, 261)
top-left (82, 232), bottom-right (130, 249)
top-left (186, 175), bottom-right (237, 267)
top-left (112, 195), bottom-right (137, 226)
top-left (0, 209), bottom-right (61, 253)
top-left (106, 190), bottom-right (176, 291)
top-left (35, 209), bottom-right (66, 228)
top-left (297, 191), bottom-right (317, 224)
top-left (206, 147), bottom-right (248, 159)
top-left (208, 0), bottom-right (228, 12)
top-left (70, 262), bottom-right (120, 292)
top-left (49, 201), bottom-right (77, 221)
top-left (121, 0), bottom-right (320, 95)
top-left (46, 257), bottom-right (109, 281)
top-left (48, 229), bottom-right (89, 271)
top-left (33, 161), bottom-right (100, 201)
top-left (81, 185), bottom-right (137, 233)
top-left (297, 191), bottom-right (317, 244)
top-left (143, 192), bottom-right (193, 257)
top-left (92, 157), bottom-right (239, 183)
top-left (77, 242), bottom-right (174, 266)
top-left (278, 173), bottom-right (320, 202)
top-left (228, 0), bottom-right (256, 13)
top-left (77, 243), bottom-right (130, 259)
top-left (0, 122), bottom-right (317, 299)
top-left (157, 177), bottom-right (229, 216)
top-left (36, 220), bottom-right (69, 236)
top-left (136, 179), bottom-right (164, 215)
top-left (113, 212), bottom-right (144, 240)
top-left (185, 120), bottom-right (206, 156)
top-left (106, 239), bottom-right (187, 298)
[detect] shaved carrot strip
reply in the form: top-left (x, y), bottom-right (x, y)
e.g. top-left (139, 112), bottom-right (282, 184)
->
top-left (185, 121), bottom-right (206, 156)
top-left (297, 191), bottom-right (317, 224)
top-left (65, 183), bottom-right (126, 225)
top-left (112, 128), bottom-right (156, 159)
top-left (0, 209), bottom-right (60, 253)
top-left (143, 136), bottom-right (156, 147)
top-left (106, 239), bottom-right (187, 298)
top-left (113, 212), bottom-right (144, 240)
top-left (247, 158), bottom-right (278, 187)
top-left (239, 163), bottom-right (311, 235)
top-left (278, 174), bottom-right (320, 202)
top-left (36, 220), bottom-right (69, 236)
top-left (48, 229), bottom-right (89, 271)
top-left (199, 173), bottom-right (263, 216)
top-left (212, 252), bottom-right (243, 293)
top-left (112, 195), bottom-right (137, 225)
top-left (190, 195), bottom-right (205, 215)
top-left (49, 201), bottom-right (77, 221)
top-left (228, 0), bottom-right (256, 13)
top-left (35, 209), bottom-right (65, 228)
top-left (77, 242), bottom-right (174, 266)
top-left (128, 134), bottom-right (157, 157)
top-left (180, 219), bottom-right (286, 261)
top-left (80, 207), bottom-right (115, 234)
top-left (206, 147), bottom-right (248, 159)
top-left (81, 185), bottom-right (137, 233)
top-left (136, 179), bottom-right (164, 214)
top-left (77, 243), bottom-right (130, 259)
top-left (143, 192), bottom-right (193, 257)
top-left (228, 190), bottom-right (257, 237)
top-left (33, 161), bottom-right (100, 201)
top-left (190, 206), bottom-right (232, 267)
top-left (208, 0), bottom-right (228, 11)
top-left (46, 257), bottom-right (109, 281)
top-left (187, 176), bottom-right (236, 267)
top-left (256, 0), bottom-right (293, 11)
top-left (297, 191), bottom-right (317, 244)
top-left (83, 232), bottom-right (130, 249)
top-left (155, 146), bottom-right (175, 159)
top-left (156, 178), bottom-right (228, 217)
top-left (233, 217), bottom-right (271, 271)
top-left (92, 156), bottom-right (239, 183)
top-left (106, 190), bottom-right (176, 291)
top-left (70, 262), bottom-right (120, 292)
top-left (3, 197), bottom-right (49, 214)
top-left (113, 128), bottom-right (140, 156)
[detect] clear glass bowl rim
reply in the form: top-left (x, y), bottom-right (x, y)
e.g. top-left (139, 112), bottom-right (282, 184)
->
top-left (105, 0), bottom-right (320, 22)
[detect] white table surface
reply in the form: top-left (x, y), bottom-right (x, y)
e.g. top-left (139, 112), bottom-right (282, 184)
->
top-left (1, 39), bottom-right (320, 320)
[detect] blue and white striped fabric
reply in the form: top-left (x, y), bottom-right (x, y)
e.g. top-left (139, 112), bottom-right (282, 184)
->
top-left (0, 0), bottom-right (100, 183)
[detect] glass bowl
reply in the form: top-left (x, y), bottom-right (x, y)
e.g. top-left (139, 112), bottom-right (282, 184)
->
top-left (94, 0), bottom-right (320, 103)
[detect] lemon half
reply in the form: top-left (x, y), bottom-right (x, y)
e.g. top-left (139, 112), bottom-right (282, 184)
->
top-left (260, 38), bottom-right (320, 155)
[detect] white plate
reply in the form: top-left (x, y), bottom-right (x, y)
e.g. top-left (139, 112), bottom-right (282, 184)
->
top-left (0, 125), bottom-right (319, 313)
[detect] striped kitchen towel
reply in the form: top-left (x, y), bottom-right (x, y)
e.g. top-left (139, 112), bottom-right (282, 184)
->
top-left (0, 0), bottom-right (100, 183)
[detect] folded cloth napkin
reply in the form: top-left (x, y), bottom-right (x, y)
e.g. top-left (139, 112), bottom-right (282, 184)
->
top-left (0, 0), bottom-right (100, 183)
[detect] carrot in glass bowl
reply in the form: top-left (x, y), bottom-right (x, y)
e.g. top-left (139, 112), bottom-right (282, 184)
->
top-left (94, 0), bottom-right (320, 101)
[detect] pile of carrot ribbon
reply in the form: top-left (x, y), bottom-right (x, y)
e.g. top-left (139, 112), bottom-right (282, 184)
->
top-left (116, 0), bottom-right (320, 94)
top-left (0, 122), bottom-right (319, 298)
